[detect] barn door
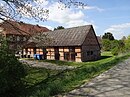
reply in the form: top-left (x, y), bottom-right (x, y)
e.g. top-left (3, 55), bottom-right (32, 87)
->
top-left (69, 47), bottom-right (75, 61)
top-left (43, 48), bottom-right (47, 59)
top-left (64, 52), bottom-right (69, 61)
top-left (55, 47), bottom-right (59, 60)
top-left (70, 53), bottom-right (75, 61)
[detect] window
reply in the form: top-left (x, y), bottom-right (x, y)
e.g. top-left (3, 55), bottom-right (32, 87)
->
top-left (7, 35), bottom-right (13, 41)
top-left (17, 36), bottom-right (20, 41)
top-left (87, 51), bottom-right (93, 56)
top-left (87, 51), bottom-right (91, 56)
top-left (69, 47), bottom-right (75, 52)
top-left (23, 36), bottom-right (27, 41)
top-left (13, 35), bottom-right (15, 41)
top-left (91, 51), bottom-right (93, 55)
top-left (7, 35), bottom-right (14, 41)
top-left (46, 48), bottom-right (55, 59)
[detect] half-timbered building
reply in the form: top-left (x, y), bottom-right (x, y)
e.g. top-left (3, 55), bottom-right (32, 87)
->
top-left (0, 20), bottom-right (49, 52)
top-left (23, 25), bottom-right (101, 62)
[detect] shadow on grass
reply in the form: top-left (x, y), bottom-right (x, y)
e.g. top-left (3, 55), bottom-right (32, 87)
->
top-left (100, 56), bottom-right (112, 60)
top-left (26, 68), bottom-right (75, 97)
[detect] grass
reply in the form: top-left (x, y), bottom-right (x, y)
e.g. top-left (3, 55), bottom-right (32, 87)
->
top-left (22, 52), bottom-right (130, 97)
top-left (24, 67), bottom-right (60, 88)
top-left (25, 51), bottom-right (114, 67)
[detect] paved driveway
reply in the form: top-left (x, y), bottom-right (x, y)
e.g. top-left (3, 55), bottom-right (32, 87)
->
top-left (64, 58), bottom-right (130, 97)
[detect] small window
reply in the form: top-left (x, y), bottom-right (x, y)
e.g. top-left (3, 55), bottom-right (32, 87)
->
top-left (9, 35), bottom-right (13, 41)
top-left (13, 35), bottom-right (15, 41)
top-left (87, 51), bottom-right (93, 56)
top-left (17, 36), bottom-right (20, 41)
top-left (87, 51), bottom-right (91, 56)
top-left (23, 37), bottom-right (27, 41)
top-left (91, 51), bottom-right (93, 55)
top-left (69, 47), bottom-right (75, 52)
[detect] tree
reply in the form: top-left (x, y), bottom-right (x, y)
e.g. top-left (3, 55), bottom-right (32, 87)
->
top-left (111, 40), bottom-right (125, 55)
top-left (54, 26), bottom-right (65, 30)
top-left (121, 36), bottom-right (126, 41)
top-left (0, 36), bottom-right (27, 97)
top-left (110, 40), bottom-right (119, 50)
top-left (0, 0), bottom-right (86, 22)
top-left (29, 32), bottom-right (52, 47)
top-left (102, 32), bottom-right (115, 40)
top-left (102, 39), bottom-right (111, 51)
top-left (125, 35), bottom-right (130, 51)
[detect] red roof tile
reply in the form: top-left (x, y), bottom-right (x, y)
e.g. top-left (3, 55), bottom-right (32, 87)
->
top-left (0, 20), bottom-right (49, 36)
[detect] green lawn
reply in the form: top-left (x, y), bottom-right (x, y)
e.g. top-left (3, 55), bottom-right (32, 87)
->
top-left (23, 52), bottom-right (130, 97)
top-left (26, 51), bottom-right (114, 66)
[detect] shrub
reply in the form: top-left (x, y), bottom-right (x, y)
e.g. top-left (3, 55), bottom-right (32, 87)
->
top-left (0, 38), bottom-right (27, 97)
top-left (111, 47), bottom-right (119, 55)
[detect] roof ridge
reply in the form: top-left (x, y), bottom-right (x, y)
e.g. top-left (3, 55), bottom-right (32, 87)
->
top-left (3, 20), bottom-right (48, 29)
top-left (51, 25), bottom-right (92, 32)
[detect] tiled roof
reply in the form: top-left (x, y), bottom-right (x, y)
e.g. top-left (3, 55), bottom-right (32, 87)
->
top-left (30, 25), bottom-right (93, 47)
top-left (0, 20), bottom-right (49, 36)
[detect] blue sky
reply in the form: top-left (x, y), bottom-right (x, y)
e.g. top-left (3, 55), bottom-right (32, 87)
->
top-left (20, 0), bottom-right (130, 39)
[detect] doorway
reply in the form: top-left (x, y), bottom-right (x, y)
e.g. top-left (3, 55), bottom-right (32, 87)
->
top-left (54, 47), bottom-right (59, 60)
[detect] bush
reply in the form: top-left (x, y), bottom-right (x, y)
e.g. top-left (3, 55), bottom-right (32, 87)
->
top-left (0, 39), bottom-right (27, 97)
top-left (111, 47), bottom-right (119, 55)
top-left (102, 39), bottom-right (111, 51)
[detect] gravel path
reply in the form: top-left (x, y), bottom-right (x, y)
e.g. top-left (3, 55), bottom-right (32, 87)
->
top-left (64, 58), bottom-right (130, 97)
top-left (20, 59), bottom-right (76, 70)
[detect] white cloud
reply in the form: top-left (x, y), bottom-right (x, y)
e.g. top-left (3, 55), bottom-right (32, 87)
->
top-left (48, 2), bottom-right (95, 28)
top-left (68, 11), bottom-right (84, 21)
top-left (66, 20), bottom-right (91, 28)
top-left (16, 1), bottom-right (97, 29)
top-left (105, 23), bottom-right (130, 32)
top-left (48, 3), bottom-right (70, 24)
top-left (78, 6), bottom-right (104, 12)
top-left (105, 23), bottom-right (130, 39)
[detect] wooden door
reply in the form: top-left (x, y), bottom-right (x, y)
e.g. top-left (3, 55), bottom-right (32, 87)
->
top-left (54, 47), bottom-right (59, 60)
top-left (69, 47), bottom-right (75, 61)
top-left (70, 52), bottom-right (75, 61)
top-left (43, 48), bottom-right (47, 59)
top-left (64, 52), bottom-right (69, 61)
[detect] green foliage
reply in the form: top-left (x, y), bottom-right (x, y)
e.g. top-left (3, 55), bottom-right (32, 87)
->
top-left (0, 37), bottom-right (27, 97)
top-left (54, 26), bottom-right (65, 30)
top-left (102, 39), bottom-right (111, 51)
top-left (125, 35), bottom-right (130, 51)
top-left (111, 40), bottom-right (125, 55)
top-left (102, 38), bottom-right (126, 55)
top-left (101, 34), bottom-right (130, 55)
top-left (111, 40), bottom-right (119, 49)
top-left (111, 47), bottom-right (118, 55)
top-left (102, 32), bottom-right (115, 40)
